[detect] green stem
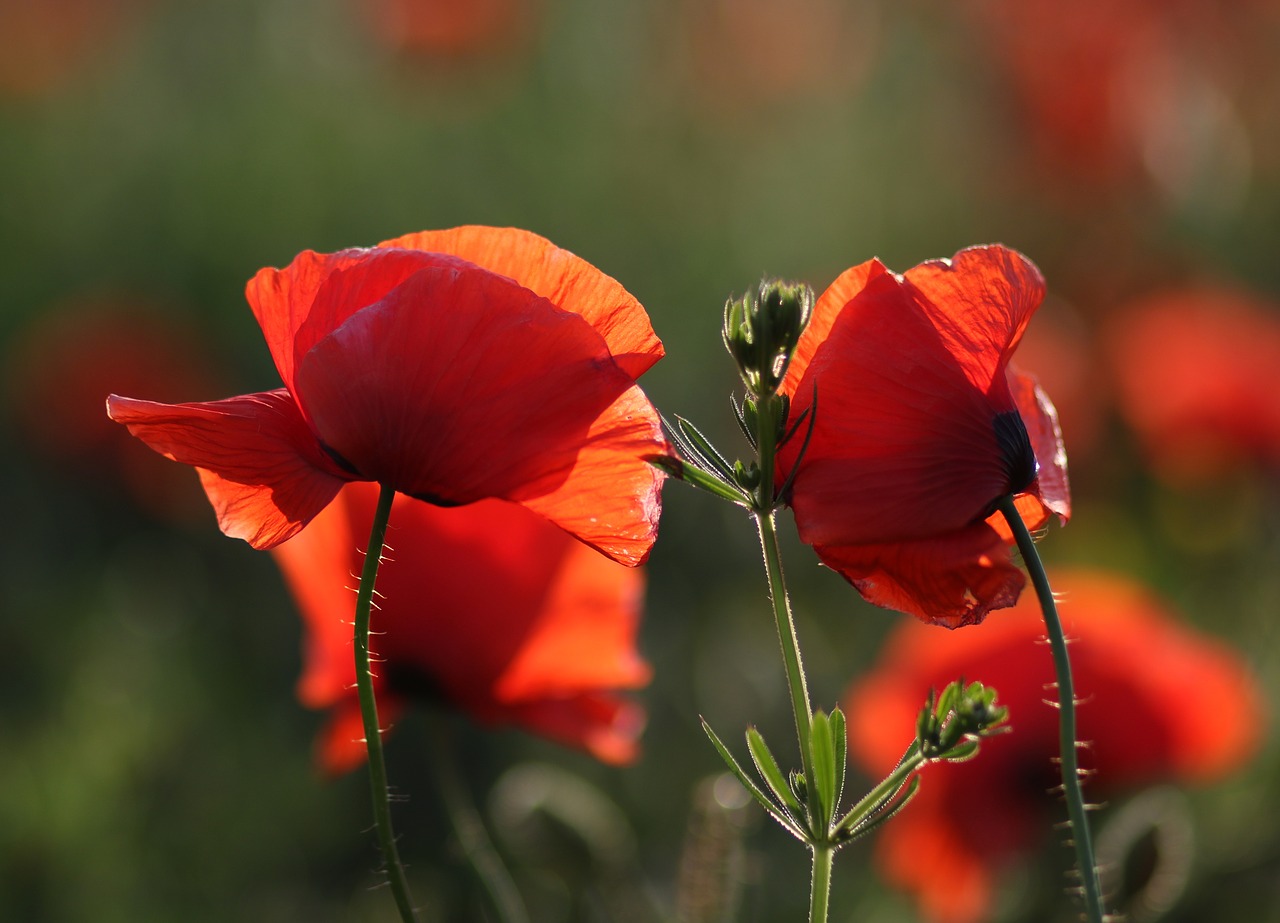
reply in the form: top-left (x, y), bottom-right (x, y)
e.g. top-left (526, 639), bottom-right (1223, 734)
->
top-left (996, 496), bottom-right (1105, 923)
top-left (354, 482), bottom-right (417, 923)
top-left (754, 510), bottom-right (816, 819)
top-left (810, 844), bottom-right (834, 923)
top-left (431, 716), bottom-right (531, 923)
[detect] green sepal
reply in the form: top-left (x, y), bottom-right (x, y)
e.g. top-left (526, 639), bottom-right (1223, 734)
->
top-left (746, 727), bottom-right (802, 815)
top-left (701, 718), bottom-right (807, 843)
top-left (809, 710), bottom-right (837, 830)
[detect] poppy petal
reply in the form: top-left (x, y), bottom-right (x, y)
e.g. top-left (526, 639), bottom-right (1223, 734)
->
top-left (780, 270), bottom-right (1017, 547)
top-left (902, 245), bottom-right (1046, 396)
top-left (780, 257), bottom-right (887, 398)
top-left (812, 520), bottom-right (1026, 628)
top-left (1008, 364), bottom-right (1071, 521)
top-left (106, 389), bottom-right (347, 548)
top-left (505, 694), bottom-right (646, 766)
top-left (511, 384), bottom-right (667, 565)
top-left (245, 246), bottom-right (455, 400)
top-left (295, 262), bottom-right (641, 510)
top-left (380, 226), bottom-right (664, 378)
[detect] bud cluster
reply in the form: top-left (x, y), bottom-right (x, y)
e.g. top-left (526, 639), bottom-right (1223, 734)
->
top-left (917, 680), bottom-right (1009, 762)
top-left (723, 279), bottom-right (815, 398)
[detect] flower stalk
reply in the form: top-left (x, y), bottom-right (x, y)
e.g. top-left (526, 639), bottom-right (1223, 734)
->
top-left (354, 482), bottom-right (417, 923)
top-left (996, 495), bottom-right (1105, 923)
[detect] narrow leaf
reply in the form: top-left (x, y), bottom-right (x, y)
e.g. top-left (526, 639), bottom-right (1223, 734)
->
top-left (674, 415), bottom-right (738, 484)
top-left (701, 719), bottom-right (807, 842)
top-left (828, 706), bottom-right (847, 811)
top-left (809, 710), bottom-right (837, 829)
top-left (678, 464), bottom-right (752, 505)
top-left (837, 776), bottom-right (921, 844)
top-left (746, 727), bottom-right (802, 814)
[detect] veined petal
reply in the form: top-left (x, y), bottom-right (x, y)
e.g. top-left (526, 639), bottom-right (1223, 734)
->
top-left (1008, 364), bottom-right (1070, 521)
top-left (295, 262), bottom-right (637, 507)
top-left (903, 245), bottom-right (1046, 397)
top-left (780, 270), bottom-right (1016, 547)
top-left (246, 246), bottom-right (458, 398)
top-left (106, 389), bottom-right (347, 548)
top-left (380, 226), bottom-right (663, 378)
top-left (813, 521), bottom-right (1027, 628)
top-left (512, 384), bottom-right (668, 566)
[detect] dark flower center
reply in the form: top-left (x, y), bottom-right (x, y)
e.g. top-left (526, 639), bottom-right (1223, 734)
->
top-left (994, 410), bottom-right (1037, 494)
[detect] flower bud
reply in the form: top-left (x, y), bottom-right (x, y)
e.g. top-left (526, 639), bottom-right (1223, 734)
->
top-left (722, 279), bottom-right (815, 397)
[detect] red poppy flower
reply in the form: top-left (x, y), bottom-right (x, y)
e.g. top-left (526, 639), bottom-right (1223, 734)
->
top-left (271, 482), bottom-right (651, 774)
top-left (773, 245), bottom-right (1070, 628)
top-left (1107, 286), bottom-right (1280, 483)
top-left (107, 226), bottom-right (668, 565)
top-left (358, 0), bottom-right (541, 58)
top-left (845, 569), bottom-right (1264, 923)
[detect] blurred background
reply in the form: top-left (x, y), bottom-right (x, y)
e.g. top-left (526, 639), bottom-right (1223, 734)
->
top-left (3, 0), bottom-right (1280, 920)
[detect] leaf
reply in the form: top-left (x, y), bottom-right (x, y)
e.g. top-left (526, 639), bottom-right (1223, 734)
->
top-left (828, 706), bottom-right (847, 811)
top-left (836, 776), bottom-right (921, 844)
top-left (809, 710), bottom-right (837, 830)
top-left (746, 727), bottom-right (802, 815)
top-left (701, 718), bottom-right (807, 842)
top-left (674, 415), bottom-right (739, 484)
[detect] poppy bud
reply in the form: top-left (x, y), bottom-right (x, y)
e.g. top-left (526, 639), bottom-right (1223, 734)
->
top-left (722, 279), bottom-right (815, 398)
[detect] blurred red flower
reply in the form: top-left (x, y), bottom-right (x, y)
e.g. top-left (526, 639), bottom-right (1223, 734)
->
top-left (845, 569), bottom-right (1264, 923)
top-left (774, 245), bottom-right (1070, 627)
top-left (0, 0), bottom-right (146, 99)
top-left (6, 295), bottom-right (219, 522)
top-left (358, 0), bottom-right (541, 58)
top-left (108, 226), bottom-right (668, 564)
top-left (1107, 287), bottom-right (1280, 483)
top-left (272, 482), bottom-right (650, 774)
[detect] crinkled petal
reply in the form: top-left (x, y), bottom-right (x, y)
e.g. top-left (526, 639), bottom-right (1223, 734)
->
top-left (380, 226), bottom-right (664, 378)
top-left (106, 389), bottom-right (347, 548)
top-left (780, 269), bottom-right (1017, 547)
top-left (813, 520), bottom-right (1026, 627)
top-left (512, 384), bottom-right (668, 565)
top-left (246, 245), bottom-right (462, 398)
top-left (295, 262), bottom-right (640, 509)
top-left (903, 245), bottom-right (1046, 397)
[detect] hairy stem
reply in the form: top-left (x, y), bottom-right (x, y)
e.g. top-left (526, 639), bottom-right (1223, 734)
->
top-left (997, 496), bottom-right (1105, 923)
top-left (354, 482), bottom-right (417, 922)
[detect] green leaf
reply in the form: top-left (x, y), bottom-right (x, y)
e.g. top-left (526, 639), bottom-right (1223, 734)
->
top-left (746, 727), bottom-right (802, 815)
top-left (809, 710), bottom-right (837, 829)
top-left (673, 415), bottom-right (739, 484)
top-left (701, 718), bottom-right (807, 842)
top-left (828, 706), bottom-right (847, 811)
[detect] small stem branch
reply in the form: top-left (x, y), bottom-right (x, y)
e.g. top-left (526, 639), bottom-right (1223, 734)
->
top-left (431, 716), bottom-right (531, 923)
top-left (354, 482), bottom-right (417, 923)
top-left (997, 496), bottom-right (1105, 923)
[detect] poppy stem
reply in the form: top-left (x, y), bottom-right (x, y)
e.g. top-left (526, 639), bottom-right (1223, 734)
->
top-left (354, 482), bottom-right (417, 923)
top-left (430, 714), bottom-right (531, 923)
top-left (996, 496), bottom-right (1106, 923)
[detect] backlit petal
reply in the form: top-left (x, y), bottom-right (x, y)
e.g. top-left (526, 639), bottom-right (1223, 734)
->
top-left (1008, 364), bottom-right (1070, 521)
top-left (381, 226), bottom-right (663, 378)
top-left (512, 384), bottom-right (668, 565)
top-left (780, 269), bottom-right (1014, 547)
top-left (295, 262), bottom-right (638, 507)
top-left (903, 245), bottom-right (1046, 397)
top-left (106, 390), bottom-right (347, 548)
top-left (812, 520), bottom-right (1026, 627)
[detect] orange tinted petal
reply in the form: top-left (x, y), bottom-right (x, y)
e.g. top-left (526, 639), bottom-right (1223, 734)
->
top-left (506, 693), bottom-right (646, 766)
top-left (316, 696), bottom-right (407, 777)
top-left (512, 384), bottom-right (667, 565)
top-left (380, 226), bottom-right (663, 378)
top-left (812, 520), bottom-right (1026, 627)
top-left (106, 390), bottom-right (347, 548)
top-left (902, 246), bottom-right (1046, 397)
top-left (295, 263), bottom-right (639, 506)
top-left (1008, 364), bottom-right (1070, 522)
